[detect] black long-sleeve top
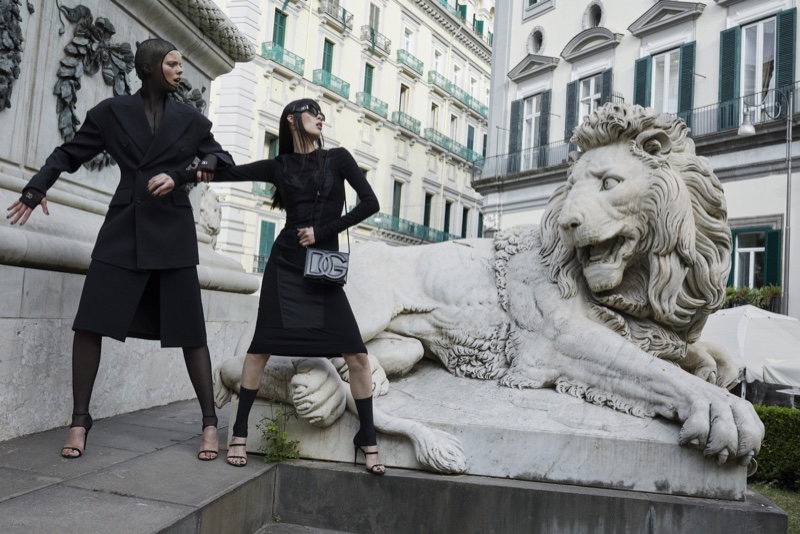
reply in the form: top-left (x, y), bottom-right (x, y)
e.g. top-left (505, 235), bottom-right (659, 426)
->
top-left (210, 148), bottom-right (379, 267)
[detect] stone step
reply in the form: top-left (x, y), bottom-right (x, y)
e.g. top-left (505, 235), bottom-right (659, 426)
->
top-left (255, 522), bottom-right (353, 534)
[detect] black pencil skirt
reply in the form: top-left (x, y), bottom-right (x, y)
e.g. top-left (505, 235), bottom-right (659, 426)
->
top-left (72, 260), bottom-right (207, 347)
top-left (247, 256), bottom-right (367, 356)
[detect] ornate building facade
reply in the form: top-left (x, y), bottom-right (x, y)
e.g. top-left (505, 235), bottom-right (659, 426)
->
top-left (209, 0), bottom-right (494, 274)
top-left (479, 0), bottom-right (799, 316)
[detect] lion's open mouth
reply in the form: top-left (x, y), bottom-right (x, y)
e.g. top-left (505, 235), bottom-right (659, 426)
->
top-left (578, 236), bottom-right (627, 267)
top-left (577, 235), bottom-right (636, 292)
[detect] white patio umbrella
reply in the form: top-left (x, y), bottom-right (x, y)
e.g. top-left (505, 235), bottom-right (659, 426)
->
top-left (699, 305), bottom-right (800, 387)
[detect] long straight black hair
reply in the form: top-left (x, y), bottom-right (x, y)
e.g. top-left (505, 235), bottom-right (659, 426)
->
top-left (272, 98), bottom-right (326, 210)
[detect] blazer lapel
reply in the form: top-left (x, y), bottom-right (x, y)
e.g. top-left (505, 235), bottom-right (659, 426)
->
top-left (140, 97), bottom-right (193, 166)
top-left (109, 91), bottom-right (153, 157)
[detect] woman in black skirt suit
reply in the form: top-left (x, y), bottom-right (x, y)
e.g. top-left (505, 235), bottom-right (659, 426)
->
top-left (6, 39), bottom-right (232, 461)
top-left (201, 98), bottom-right (384, 474)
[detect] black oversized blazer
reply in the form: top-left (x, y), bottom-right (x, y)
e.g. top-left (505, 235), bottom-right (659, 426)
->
top-left (25, 90), bottom-right (233, 271)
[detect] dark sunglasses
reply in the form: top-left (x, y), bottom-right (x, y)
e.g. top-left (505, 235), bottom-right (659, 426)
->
top-left (292, 104), bottom-right (326, 122)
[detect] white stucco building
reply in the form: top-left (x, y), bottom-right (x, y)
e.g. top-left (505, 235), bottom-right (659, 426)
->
top-left (209, 0), bottom-right (494, 274)
top-left (478, 0), bottom-right (799, 316)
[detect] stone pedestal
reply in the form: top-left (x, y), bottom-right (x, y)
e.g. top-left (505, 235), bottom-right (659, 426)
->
top-left (229, 360), bottom-right (747, 501)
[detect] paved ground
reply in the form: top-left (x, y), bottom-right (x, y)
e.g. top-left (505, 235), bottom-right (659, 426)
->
top-left (0, 400), bottom-right (297, 534)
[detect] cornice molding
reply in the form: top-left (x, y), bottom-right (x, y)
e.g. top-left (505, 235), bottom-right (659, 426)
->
top-left (412, 0), bottom-right (492, 66)
top-left (508, 54), bottom-right (559, 83)
top-left (628, 1), bottom-right (705, 38)
top-left (560, 27), bottom-right (623, 63)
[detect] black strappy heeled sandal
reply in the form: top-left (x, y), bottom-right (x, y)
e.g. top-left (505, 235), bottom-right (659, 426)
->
top-left (353, 444), bottom-right (386, 476)
top-left (226, 438), bottom-right (248, 467)
top-left (198, 415), bottom-right (219, 461)
top-left (61, 413), bottom-right (93, 459)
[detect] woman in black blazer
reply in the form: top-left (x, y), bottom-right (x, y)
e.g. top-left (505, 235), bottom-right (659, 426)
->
top-left (6, 39), bottom-right (232, 461)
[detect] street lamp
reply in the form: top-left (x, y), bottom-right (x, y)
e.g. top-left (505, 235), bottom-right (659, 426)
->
top-left (737, 89), bottom-right (794, 315)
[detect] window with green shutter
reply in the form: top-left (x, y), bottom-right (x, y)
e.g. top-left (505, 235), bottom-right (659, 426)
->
top-left (364, 64), bottom-right (374, 94)
top-left (424, 193), bottom-right (433, 227)
top-left (728, 227), bottom-right (782, 288)
top-left (273, 9), bottom-right (287, 48)
top-left (718, 26), bottom-right (741, 131)
top-left (507, 98), bottom-right (523, 173)
top-left (776, 8), bottom-right (796, 116)
top-left (461, 207), bottom-right (469, 238)
top-left (678, 42), bottom-right (696, 129)
top-left (634, 56), bottom-right (652, 107)
top-left (443, 201), bottom-right (452, 234)
top-left (537, 90), bottom-right (551, 167)
top-left (477, 213), bottom-right (484, 238)
top-left (467, 125), bottom-right (475, 151)
top-left (565, 80), bottom-right (578, 141)
top-left (392, 181), bottom-right (402, 218)
top-left (323, 39), bottom-right (334, 73)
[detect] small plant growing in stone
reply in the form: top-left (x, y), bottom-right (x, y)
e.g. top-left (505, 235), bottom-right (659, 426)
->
top-left (257, 407), bottom-right (300, 463)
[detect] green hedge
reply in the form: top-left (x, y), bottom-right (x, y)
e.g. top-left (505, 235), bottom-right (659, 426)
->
top-left (724, 285), bottom-right (782, 310)
top-left (752, 405), bottom-right (800, 491)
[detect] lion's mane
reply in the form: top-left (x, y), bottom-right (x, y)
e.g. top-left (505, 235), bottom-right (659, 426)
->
top-left (539, 104), bottom-right (731, 361)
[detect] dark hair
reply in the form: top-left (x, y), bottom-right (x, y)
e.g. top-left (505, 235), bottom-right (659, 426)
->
top-left (271, 98), bottom-right (326, 210)
top-left (134, 38), bottom-right (177, 84)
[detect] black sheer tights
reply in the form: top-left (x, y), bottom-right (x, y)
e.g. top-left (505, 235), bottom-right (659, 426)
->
top-left (182, 345), bottom-right (218, 429)
top-left (69, 331), bottom-right (217, 430)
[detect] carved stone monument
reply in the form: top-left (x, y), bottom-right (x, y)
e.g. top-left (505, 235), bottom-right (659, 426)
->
top-left (217, 104), bottom-right (764, 500)
top-left (0, 0), bottom-right (258, 441)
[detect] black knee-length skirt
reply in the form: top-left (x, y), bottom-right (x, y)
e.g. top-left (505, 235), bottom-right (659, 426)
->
top-left (248, 256), bottom-right (367, 356)
top-left (72, 260), bottom-right (207, 347)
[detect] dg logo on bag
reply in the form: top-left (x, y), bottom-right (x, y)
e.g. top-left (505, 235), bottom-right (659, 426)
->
top-left (304, 248), bottom-right (349, 285)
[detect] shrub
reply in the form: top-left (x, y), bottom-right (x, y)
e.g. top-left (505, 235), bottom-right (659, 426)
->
top-left (724, 285), bottom-right (782, 311)
top-left (751, 405), bottom-right (800, 491)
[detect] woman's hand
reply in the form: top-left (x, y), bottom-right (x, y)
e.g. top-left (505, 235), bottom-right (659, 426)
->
top-left (196, 154), bottom-right (217, 183)
top-left (6, 197), bottom-right (49, 226)
top-left (297, 227), bottom-right (316, 247)
top-left (147, 173), bottom-right (175, 196)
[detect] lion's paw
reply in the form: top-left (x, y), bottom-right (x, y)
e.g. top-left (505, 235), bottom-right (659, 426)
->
top-left (679, 393), bottom-right (764, 466)
top-left (331, 354), bottom-right (390, 397)
top-left (412, 427), bottom-right (467, 474)
top-left (290, 359), bottom-right (347, 428)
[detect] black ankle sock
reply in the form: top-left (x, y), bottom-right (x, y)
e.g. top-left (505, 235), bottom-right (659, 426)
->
top-left (232, 386), bottom-right (259, 438)
top-left (353, 396), bottom-right (377, 447)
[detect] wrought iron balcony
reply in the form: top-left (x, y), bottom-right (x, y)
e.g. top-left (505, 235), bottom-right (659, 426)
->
top-left (425, 128), bottom-right (476, 162)
top-left (318, 0), bottom-right (353, 32)
top-left (352, 207), bottom-right (460, 243)
top-left (261, 42), bottom-right (305, 76)
top-left (391, 111), bottom-right (421, 135)
top-left (437, 0), bottom-right (463, 20)
top-left (312, 69), bottom-right (350, 99)
top-left (356, 92), bottom-right (388, 118)
top-left (397, 49), bottom-right (423, 77)
top-left (361, 26), bottom-right (391, 56)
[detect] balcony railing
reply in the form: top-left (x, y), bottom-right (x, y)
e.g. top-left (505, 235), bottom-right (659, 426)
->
top-left (312, 69), bottom-right (350, 99)
top-left (361, 26), bottom-right (391, 56)
top-left (252, 182), bottom-right (274, 197)
top-left (427, 70), bottom-right (453, 94)
top-left (261, 42), bottom-right (305, 76)
top-left (478, 81), bottom-right (800, 182)
top-left (479, 139), bottom-right (576, 180)
top-left (397, 49), bottom-right (423, 76)
top-left (427, 71), bottom-right (487, 118)
top-left (318, 0), bottom-right (353, 31)
top-left (352, 207), bottom-right (460, 243)
top-left (391, 111), bottom-right (421, 135)
top-left (356, 92), bottom-right (388, 118)
top-left (676, 81), bottom-right (800, 138)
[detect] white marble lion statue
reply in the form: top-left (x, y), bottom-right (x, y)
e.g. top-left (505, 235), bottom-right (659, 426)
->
top-left (216, 104), bottom-right (763, 473)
